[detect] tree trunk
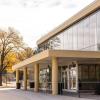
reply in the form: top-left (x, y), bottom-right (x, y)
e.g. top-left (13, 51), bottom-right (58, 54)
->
top-left (0, 73), bottom-right (2, 86)
top-left (0, 52), bottom-right (4, 86)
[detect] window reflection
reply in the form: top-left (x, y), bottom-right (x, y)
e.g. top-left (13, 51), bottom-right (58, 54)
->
top-left (97, 11), bottom-right (100, 50)
top-left (39, 67), bottom-right (51, 89)
top-left (69, 65), bottom-right (77, 90)
top-left (79, 64), bottom-right (100, 81)
top-left (77, 22), bottom-right (84, 49)
top-left (39, 10), bottom-right (100, 52)
top-left (90, 13), bottom-right (96, 51)
top-left (73, 25), bottom-right (78, 50)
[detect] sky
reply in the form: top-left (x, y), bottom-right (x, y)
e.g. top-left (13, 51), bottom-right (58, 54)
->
top-left (0, 0), bottom-right (95, 48)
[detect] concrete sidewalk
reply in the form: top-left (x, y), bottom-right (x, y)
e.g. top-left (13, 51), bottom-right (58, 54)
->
top-left (0, 88), bottom-right (99, 100)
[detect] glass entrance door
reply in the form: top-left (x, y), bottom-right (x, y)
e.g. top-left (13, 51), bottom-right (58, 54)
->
top-left (62, 71), bottom-right (68, 89)
top-left (69, 65), bottom-right (77, 90)
top-left (61, 65), bottom-right (77, 91)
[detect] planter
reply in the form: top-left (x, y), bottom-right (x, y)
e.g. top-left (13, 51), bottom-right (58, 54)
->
top-left (16, 83), bottom-right (21, 89)
top-left (30, 82), bottom-right (34, 88)
top-left (58, 82), bottom-right (63, 95)
top-left (95, 83), bottom-right (100, 95)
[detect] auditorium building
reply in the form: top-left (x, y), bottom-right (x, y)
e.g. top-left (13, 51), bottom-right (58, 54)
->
top-left (13, 0), bottom-right (100, 95)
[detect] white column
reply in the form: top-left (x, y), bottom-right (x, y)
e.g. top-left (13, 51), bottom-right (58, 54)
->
top-left (52, 57), bottom-right (58, 95)
top-left (23, 67), bottom-right (27, 90)
top-left (16, 69), bottom-right (19, 84)
top-left (34, 64), bottom-right (39, 92)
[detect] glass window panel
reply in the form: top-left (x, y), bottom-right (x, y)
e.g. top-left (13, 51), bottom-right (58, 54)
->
top-left (89, 65), bottom-right (96, 80)
top-left (69, 65), bottom-right (77, 90)
top-left (78, 65), bottom-right (82, 80)
top-left (63, 30), bottom-right (68, 50)
top-left (48, 39), bottom-right (54, 49)
top-left (81, 65), bottom-right (89, 81)
top-left (77, 22), bottom-right (84, 50)
top-left (53, 36), bottom-right (60, 49)
top-left (83, 17), bottom-right (90, 50)
top-left (90, 13), bottom-right (97, 51)
top-left (61, 66), bottom-right (68, 89)
top-left (73, 25), bottom-right (78, 50)
top-left (67, 28), bottom-right (73, 50)
top-left (39, 67), bottom-right (51, 89)
top-left (73, 24), bottom-right (78, 50)
top-left (96, 65), bottom-right (100, 81)
top-left (50, 34), bottom-right (63, 50)
top-left (38, 10), bottom-right (100, 52)
top-left (97, 11), bottom-right (100, 50)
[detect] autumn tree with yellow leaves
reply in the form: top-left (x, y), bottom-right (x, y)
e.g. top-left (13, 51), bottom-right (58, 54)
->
top-left (0, 27), bottom-right (24, 86)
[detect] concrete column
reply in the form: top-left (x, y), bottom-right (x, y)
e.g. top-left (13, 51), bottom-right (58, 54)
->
top-left (52, 57), bottom-right (58, 95)
top-left (23, 67), bottom-right (27, 90)
top-left (16, 69), bottom-right (19, 84)
top-left (34, 64), bottom-right (39, 92)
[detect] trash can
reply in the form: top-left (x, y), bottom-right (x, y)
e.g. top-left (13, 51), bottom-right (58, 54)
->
top-left (58, 82), bottom-right (63, 95)
top-left (95, 83), bottom-right (100, 95)
top-left (16, 83), bottom-right (21, 89)
top-left (30, 82), bottom-right (34, 88)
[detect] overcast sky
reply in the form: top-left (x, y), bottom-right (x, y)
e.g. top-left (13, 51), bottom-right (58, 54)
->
top-left (0, 0), bottom-right (94, 48)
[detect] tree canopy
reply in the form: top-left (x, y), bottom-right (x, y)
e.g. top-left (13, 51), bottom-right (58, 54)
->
top-left (0, 27), bottom-right (24, 73)
top-left (0, 27), bottom-right (35, 86)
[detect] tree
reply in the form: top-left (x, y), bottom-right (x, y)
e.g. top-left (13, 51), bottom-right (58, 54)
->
top-left (15, 47), bottom-right (34, 81)
top-left (17, 47), bottom-right (34, 61)
top-left (4, 51), bottom-right (18, 73)
top-left (0, 27), bottom-right (24, 86)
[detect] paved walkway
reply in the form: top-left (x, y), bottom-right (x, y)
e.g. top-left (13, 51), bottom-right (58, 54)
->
top-left (0, 88), bottom-right (100, 100)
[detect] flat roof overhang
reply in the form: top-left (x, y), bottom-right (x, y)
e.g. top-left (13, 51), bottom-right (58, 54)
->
top-left (37, 0), bottom-right (100, 45)
top-left (12, 50), bottom-right (100, 70)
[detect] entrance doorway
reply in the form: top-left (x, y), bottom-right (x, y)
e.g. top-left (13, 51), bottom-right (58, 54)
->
top-left (62, 70), bottom-right (68, 89)
top-left (61, 64), bottom-right (77, 91)
top-left (69, 65), bottom-right (77, 90)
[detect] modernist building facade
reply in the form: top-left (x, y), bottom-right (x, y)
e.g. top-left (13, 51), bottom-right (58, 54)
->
top-left (13, 0), bottom-right (100, 95)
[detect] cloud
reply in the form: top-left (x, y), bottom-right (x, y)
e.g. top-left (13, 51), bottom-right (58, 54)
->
top-left (0, 0), bottom-right (95, 9)
top-left (0, 0), bottom-right (95, 47)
